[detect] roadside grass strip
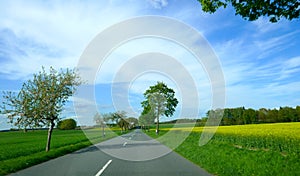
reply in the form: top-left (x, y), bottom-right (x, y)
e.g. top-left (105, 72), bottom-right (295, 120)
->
top-left (0, 128), bottom-right (126, 175)
top-left (146, 122), bottom-right (300, 176)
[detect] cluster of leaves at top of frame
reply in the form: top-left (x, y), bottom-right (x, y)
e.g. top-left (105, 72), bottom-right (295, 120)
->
top-left (198, 0), bottom-right (300, 22)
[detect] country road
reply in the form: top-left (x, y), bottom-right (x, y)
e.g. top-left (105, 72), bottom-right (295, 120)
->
top-left (10, 129), bottom-right (211, 176)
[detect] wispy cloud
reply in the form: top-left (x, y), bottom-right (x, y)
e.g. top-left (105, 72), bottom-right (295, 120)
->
top-left (211, 16), bottom-right (300, 109)
top-left (0, 0), bottom-right (145, 80)
top-left (0, 0), bottom-right (299, 129)
top-left (148, 0), bottom-right (168, 9)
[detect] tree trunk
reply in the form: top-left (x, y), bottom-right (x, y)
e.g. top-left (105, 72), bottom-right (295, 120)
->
top-left (156, 115), bottom-right (159, 135)
top-left (156, 107), bottom-right (160, 135)
top-left (46, 121), bottom-right (55, 152)
top-left (102, 124), bottom-right (105, 137)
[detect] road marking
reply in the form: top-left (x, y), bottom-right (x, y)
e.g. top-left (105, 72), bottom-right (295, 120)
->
top-left (123, 142), bottom-right (127, 146)
top-left (95, 160), bottom-right (112, 176)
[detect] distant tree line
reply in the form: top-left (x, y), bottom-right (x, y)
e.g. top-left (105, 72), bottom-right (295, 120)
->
top-left (158, 119), bottom-right (197, 124)
top-left (203, 106), bottom-right (300, 126)
top-left (94, 111), bottom-right (139, 134)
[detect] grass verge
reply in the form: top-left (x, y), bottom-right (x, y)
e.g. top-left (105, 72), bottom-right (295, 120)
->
top-left (0, 127), bottom-right (128, 175)
top-left (145, 122), bottom-right (300, 176)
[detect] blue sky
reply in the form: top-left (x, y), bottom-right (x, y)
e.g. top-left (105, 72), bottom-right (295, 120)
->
top-left (0, 0), bottom-right (300, 129)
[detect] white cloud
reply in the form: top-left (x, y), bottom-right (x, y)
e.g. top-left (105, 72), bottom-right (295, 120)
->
top-left (93, 36), bottom-right (213, 114)
top-left (0, 0), bottom-right (145, 80)
top-left (254, 31), bottom-right (299, 59)
top-left (0, 0), bottom-right (300, 128)
top-left (251, 17), bottom-right (291, 34)
top-left (275, 56), bottom-right (300, 81)
top-left (212, 22), bottom-right (300, 109)
top-left (148, 0), bottom-right (168, 9)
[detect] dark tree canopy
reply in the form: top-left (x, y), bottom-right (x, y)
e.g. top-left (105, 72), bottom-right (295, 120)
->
top-left (204, 106), bottom-right (300, 126)
top-left (198, 0), bottom-right (300, 22)
top-left (141, 82), bottom-right (178, 118)
top-left (57, 118), bottom-right (77, 130)
top-left (141, 82), bottom-right (178, 134)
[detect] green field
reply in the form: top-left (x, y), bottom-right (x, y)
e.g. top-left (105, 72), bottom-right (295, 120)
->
top-left (0, 128), bottom-right (121, 175)
top-left (2, 123), bottom-right (300, 175)
top-left (147, 122), bottom-right (300, 176)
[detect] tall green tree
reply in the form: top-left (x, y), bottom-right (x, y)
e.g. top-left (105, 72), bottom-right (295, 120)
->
top-left (278, 106), bottom-right (297, 122)
top-left (296, 106), bottom-right (300, 121)
top-left (0, 67), bottom-right (81, 151)
top-left (258, 108), bottom-right (268, 123)
top-left (242, 108), bottom-right (258, 124)
top-left (141, 82), bottom-right (178, 135)
top-left (198, 0), bottom-right (300, 22)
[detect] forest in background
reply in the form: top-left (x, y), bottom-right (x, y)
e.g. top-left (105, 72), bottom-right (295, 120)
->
top-left (163, 106), bottom-right (300, 126)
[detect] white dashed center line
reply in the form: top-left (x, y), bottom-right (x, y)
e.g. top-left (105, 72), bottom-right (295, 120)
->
top-left (95, 160), bottom-right (112, 176)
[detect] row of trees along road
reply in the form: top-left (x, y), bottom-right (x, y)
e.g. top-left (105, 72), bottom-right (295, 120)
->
top-left (93, 82), bottom-right (179, 136)
top-left (92, 82), bottom-right (178, 136)
top-left (0, 67), bottom-right (82, 152)
top-left (94, 111), bottom-right (139, 136)
top-left (205, 106), bottom-right (300, 126)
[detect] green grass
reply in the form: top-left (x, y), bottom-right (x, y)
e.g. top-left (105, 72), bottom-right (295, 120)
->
top-left (175, 132), bottom-right (300, 176)
top-left (0, 128), bottom-right (126, 175)
top-left (146, 122), bottom-right (300, 176)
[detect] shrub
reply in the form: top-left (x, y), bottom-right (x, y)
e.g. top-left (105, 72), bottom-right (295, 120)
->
top-left (57, 119), bottom-right (77, 130)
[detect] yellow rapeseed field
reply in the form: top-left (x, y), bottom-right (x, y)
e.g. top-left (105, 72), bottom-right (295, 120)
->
top-left (162, 122), bottom-right (300, 153)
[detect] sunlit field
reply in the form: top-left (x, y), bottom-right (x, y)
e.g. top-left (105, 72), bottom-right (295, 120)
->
top-left (0, 128), bottom-right (122, 175)
top-left (148, 122), bottom-right (300, 175)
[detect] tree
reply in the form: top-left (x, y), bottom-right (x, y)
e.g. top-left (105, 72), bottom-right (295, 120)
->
top-left (0, 67), bottom-right (81, 151)
top-left (111, 111), bottom-right (129, 133)
top-left (198, 0), bottom-right (300, 22)
top-left (1, 91), bottom-right (40, 132)
top-left (139, 110), bottom-right (155, 131)
top-left (57, 118), bottom-right (77, 130)
top-left (141, 82), bottom-right (178, 135)
top-left (296, 106), bottom-right (300, 121)
top-left (94, 112), bottom-right (106, 137)
top-left (258, 108), bottom-right (268, 123)
top-left (101, 111), bottom-right (129, 133)
top-left (222, 108), bottom-right (233, 125)
top-left (118, 118), bottom-right (129, 133)
top-left (278, 106), bottom-right (297, 122)
top-left (126, 117), bottom-right (139, 129)
top-left (242, 108), bottom-right (258, 124)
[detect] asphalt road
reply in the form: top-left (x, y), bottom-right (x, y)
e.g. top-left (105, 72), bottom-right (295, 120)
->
top-left (10, 129), bottom-right (211, 176)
